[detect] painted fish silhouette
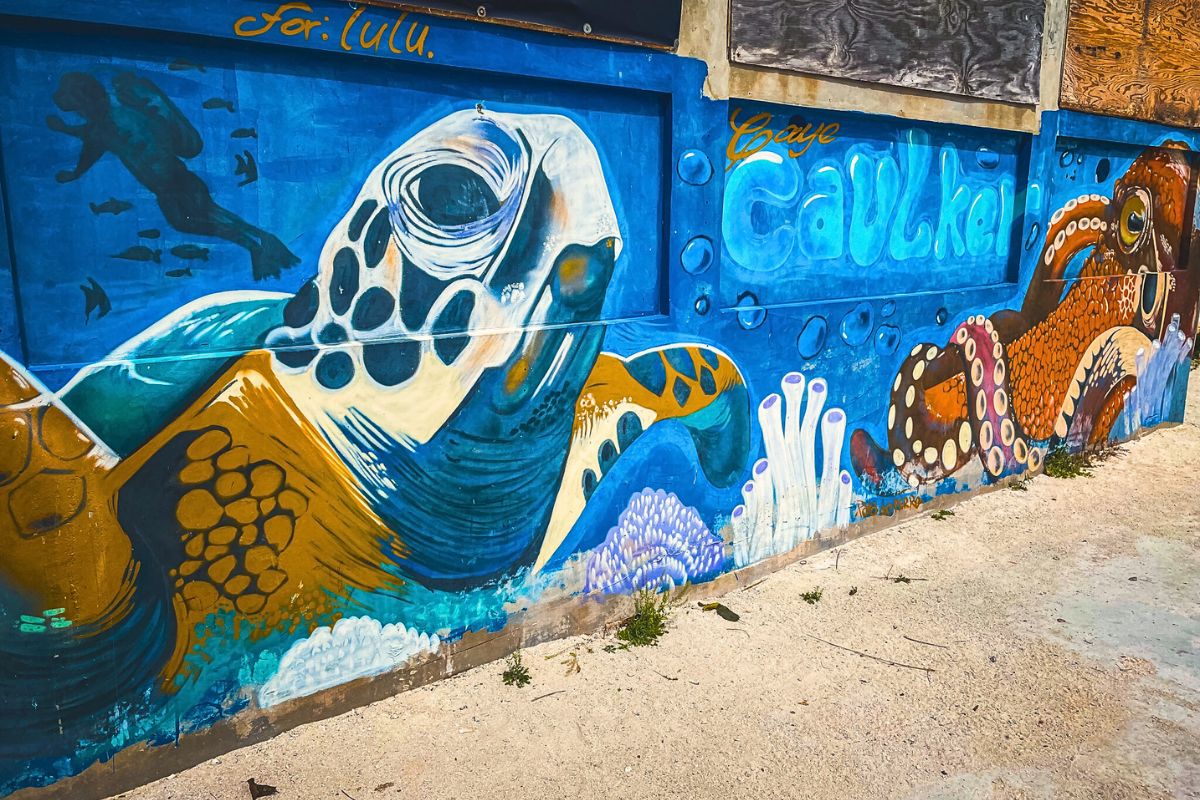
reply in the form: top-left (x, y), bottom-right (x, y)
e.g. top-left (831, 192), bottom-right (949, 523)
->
top-left (234, 150), bottom-right (258, 186)
top-left (170, 244), bottom-right (209, 260)
top-left (231, 128), bottom-right (257, 139)
top-left (89, 197), bottom-right (132, 215)
top-left (165, 267), bottom-right (192, 278)
top-left (112, 245), bottom-right (161, 263)
top-left (201, 97), bottom-right (235, 113)
top-left (79, 277), bottom-right (111, 322)
top-left (168, 58), bottom-right (205, 73)
top-left (137, 228), bottom-right (161, 239)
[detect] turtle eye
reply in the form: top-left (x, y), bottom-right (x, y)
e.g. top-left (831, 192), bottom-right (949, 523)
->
top-left (1118, 190), bottom-right (1150, 250)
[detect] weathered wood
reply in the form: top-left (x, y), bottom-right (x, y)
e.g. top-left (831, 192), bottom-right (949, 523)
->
top-left (729, 0), bottom-right (1046, 104)
top-left (1061, 0), bottom-right (1200, 127)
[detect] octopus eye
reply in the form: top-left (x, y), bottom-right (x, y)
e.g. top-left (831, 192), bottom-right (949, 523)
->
top-left (1118, 191), bottom-right (1150, 250)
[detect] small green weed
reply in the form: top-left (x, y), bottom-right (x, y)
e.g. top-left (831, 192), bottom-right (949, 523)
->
top-left (893, 574), bottom-right (912, 584)
top-left (501, 651), bottom-right (531, 687)
top-left (848, 586), bottom-right (858, 596)
top-left (931, 509), bottom-right (955, 521)
top-left (1009, 478), bottom-right (1030, 491)
top-left (1043, 446), bottom-right (1093, 479)
top-left (615, 590), bottom-right (670, 648)
top-left (801, 587), bottom-right (823, 604)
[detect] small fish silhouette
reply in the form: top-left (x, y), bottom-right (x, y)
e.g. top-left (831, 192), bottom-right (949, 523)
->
top-left (112, 245), bottom-right (161, 263)
top-left (247, 778), bottom-right (278, 798)
top-left (234, 150), bottom-right (258, 187)
top-left (231, 128), bottom-right (258, 140)
top-left (170, 244), bottom-right (209, 261)
top-left (89, 198), bottom-right (132, 216)
top-left (168, 58), bottom-right (206, 73)
top-left (202, 97), bottom-right (235, 113)
top-left (137, 228), bottom-right (161, 239)
top-left (80, 277), bottom-right (111, 322)
top-left (165, 267), bottom-right (193, 278)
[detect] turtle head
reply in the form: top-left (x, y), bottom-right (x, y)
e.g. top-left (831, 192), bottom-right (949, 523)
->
top-left (267, 109), bottom-right (622, 446)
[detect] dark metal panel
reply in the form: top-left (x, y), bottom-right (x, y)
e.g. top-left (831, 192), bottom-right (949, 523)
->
top-left (729, 0), bottom-right (1046, 104)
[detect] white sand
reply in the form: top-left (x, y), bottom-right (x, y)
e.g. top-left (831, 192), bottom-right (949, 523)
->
top-left (114, 373), bottom-right (1200, 800)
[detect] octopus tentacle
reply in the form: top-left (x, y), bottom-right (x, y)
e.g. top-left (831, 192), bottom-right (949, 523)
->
top-left (1022, 194), bottom-right (1108, 323)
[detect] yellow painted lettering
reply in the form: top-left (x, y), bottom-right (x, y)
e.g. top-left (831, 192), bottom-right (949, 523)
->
top-left (387, 13), bottom-right (410, 53)
top-left (405, 21), bottom-right (429, 54)
top-left (726, 109), bottom-right (773, 170)
top-left (340, 6), bottom-right (363, 51)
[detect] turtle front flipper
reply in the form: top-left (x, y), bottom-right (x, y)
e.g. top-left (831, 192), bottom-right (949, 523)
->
top-left (0, 351), bottom-right (165, 759)
top-left (532, 343), bottom-right (750, 572)
top-left (109, 350), bottom-right (405, 688)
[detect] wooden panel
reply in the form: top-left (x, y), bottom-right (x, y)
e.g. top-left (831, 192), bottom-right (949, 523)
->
top-left (1062, 0), bottom-right (1200, 126)
top-left (729, 0), bottom-right (1046, 104)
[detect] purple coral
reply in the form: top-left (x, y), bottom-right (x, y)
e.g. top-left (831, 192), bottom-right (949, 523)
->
top-left (584, 489), bottom-right (726, 595)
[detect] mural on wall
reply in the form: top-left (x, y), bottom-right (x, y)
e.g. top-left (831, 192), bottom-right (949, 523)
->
top-left (852, 142), bottom-right (1197, 490)
top-left (0, 11), bottom-right (1198, 799)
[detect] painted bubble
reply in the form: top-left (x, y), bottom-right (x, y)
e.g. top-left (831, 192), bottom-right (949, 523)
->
top-left (677, 149), bottom-right (714, 186)
top-left (975, 147), bottom-right (1000, 169)
top-left (1095, 157), bottom-right (1111, 183)
top-left (874, 324), bottom-right (900, 356)
top-left (735, 292), bottom-right (766, 330)
top-left (881, 299), bottom-right (896, 318)
top-left (680, 235), bottom-right (714, 275)
top-left (694, 294), bottom-right (710, 315)
top-left (1024, 222), bottom-right (1041, 251)
top-left (1058, 148), bottom-right (1075, 168)
top-left (839, 301), bottom-right (874, 347)
top-left (935, 307), bottom-right (949, 325)
top-left (796, 315), bottom-right (828, 359)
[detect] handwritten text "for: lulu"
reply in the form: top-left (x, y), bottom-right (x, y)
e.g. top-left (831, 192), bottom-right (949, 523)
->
top-left (234, 3), bottom-right (433, 59)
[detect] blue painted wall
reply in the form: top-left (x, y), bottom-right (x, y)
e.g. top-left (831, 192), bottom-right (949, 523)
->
top-left (0, 2), bottom-right (1196, 796)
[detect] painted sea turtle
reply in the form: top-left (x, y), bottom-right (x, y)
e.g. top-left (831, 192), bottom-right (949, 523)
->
top-left (0, 110), bottom-right (749, 748)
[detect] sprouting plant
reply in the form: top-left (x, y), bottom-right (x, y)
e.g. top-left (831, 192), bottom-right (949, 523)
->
top-left (848, 586), bottom-right (858, 596)
top-left (893, 574), bottom-right (912, 584)
top-left (801, 587), bottom-right (823, 604)
top-left (930, 509), bottom-right (955, 521)
top-left (615, 589), bottom-right (670, 648)
top-left (1043, 446), bottom-right (1093, 479)
top-left (1010, 478), bottom-right (1029, 491)
top-left (501, 651), bottom-right (531, 687)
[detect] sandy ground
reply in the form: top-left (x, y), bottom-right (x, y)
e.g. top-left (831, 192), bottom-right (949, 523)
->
top-left (114, 374), bottom-right (1200, 800)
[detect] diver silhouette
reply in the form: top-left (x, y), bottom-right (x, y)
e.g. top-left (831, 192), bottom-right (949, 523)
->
top-left (47, 72), bottom-right (299, 281)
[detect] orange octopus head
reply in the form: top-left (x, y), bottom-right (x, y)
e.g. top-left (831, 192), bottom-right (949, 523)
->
top-left (1034, 141), bottom-right (1195, 340)
top-left (1104, 142), bottom-right (1194, 338)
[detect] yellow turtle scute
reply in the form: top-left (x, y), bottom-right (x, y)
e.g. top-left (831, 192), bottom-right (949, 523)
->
top-left (0, 412), bottom-right (31, 486)
top-left (244, 545), bottom-right (276, 574)
top-left (256, 569), bottom-right (287, 594)
top-left (39, 406), bottom-right (94, 461)
top-left (207, 555), bottom-right (237, 584)
top-left (208, 526), bottom-right (237, 546)
top-left (216, 446), bottom-right (251, 471)
top-left (235, 593), bottom-right (267, 614)
top-left (176, 489), bottom-right (223, 530)
top-left (226, 497), bottom-right (259, 525)
top-left (224, 574), bottom-right (251, 595)
top-left (179, 460), bottom-right (214, 485)
top-left (0, 358), bottom-right (39, 405)
top-left (214, 472), bottom-right (247, 499)
top-left (9, 471), bottom-right (86, 536)
top-left (262, 514), bottom-right (294, 551)
top-left (248, 463), bottom-right (284, 497)
top-left (186, 429), bottom-right (231, 461)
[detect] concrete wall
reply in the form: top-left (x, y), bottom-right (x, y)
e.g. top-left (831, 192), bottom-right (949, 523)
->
top-left (0, 1), bottom-right (1197, 797)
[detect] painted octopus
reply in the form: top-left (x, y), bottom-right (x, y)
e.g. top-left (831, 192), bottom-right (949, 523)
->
top-left (853, 142), bottom-right (1197, 489)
